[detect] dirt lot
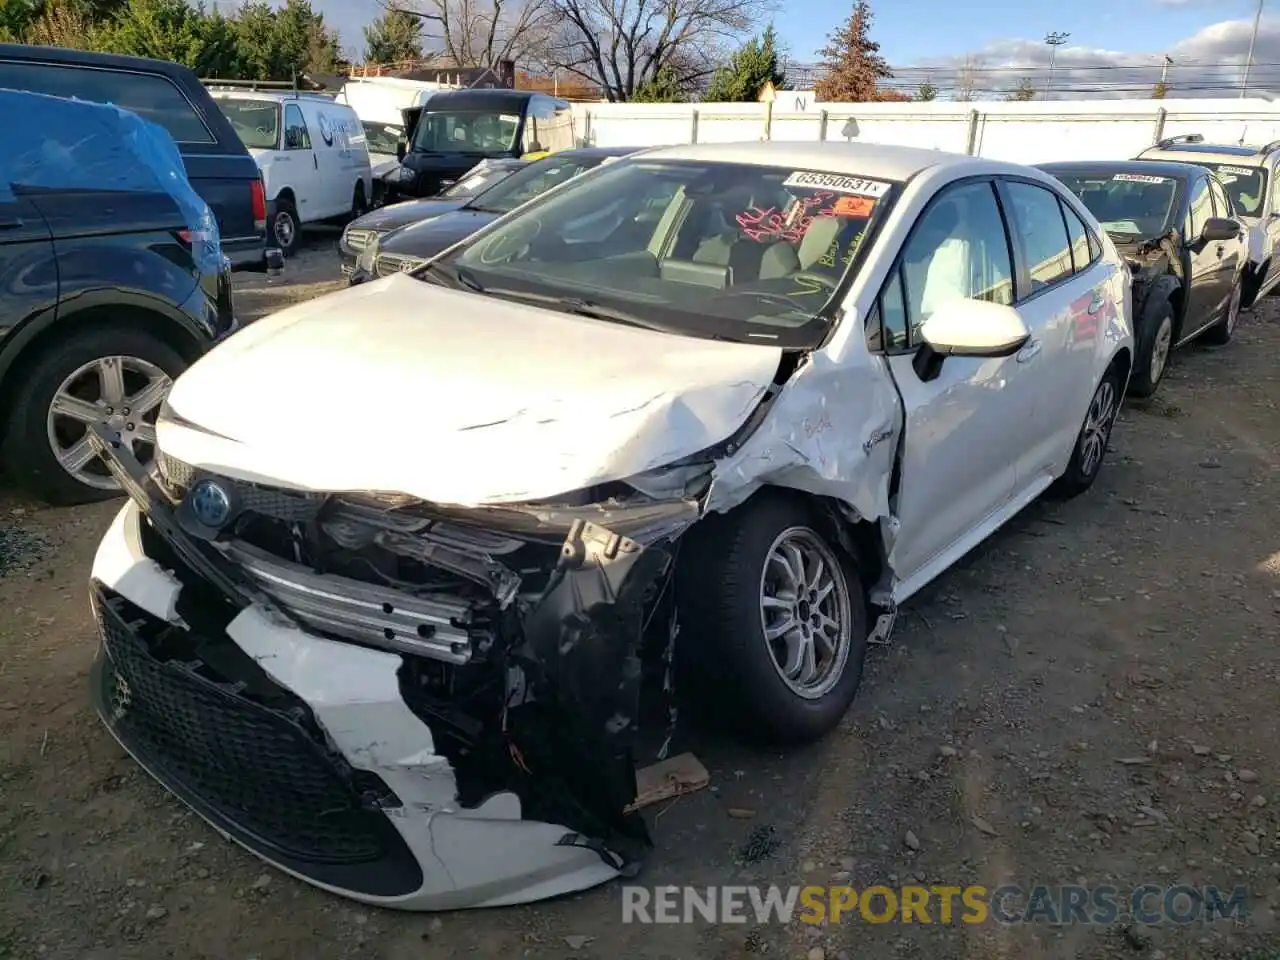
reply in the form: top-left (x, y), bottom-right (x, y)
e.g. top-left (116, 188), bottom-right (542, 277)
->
top-left (2, 243), bottom-right (1280, 959)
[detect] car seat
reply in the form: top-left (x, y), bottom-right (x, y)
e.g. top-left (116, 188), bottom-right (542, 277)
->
top-left (758, 215), bottom-right (844, 279)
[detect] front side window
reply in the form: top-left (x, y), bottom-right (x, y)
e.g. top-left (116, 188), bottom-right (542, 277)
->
top-left (0, 61), bottom-right (213, 143)
top-left (1052, 169), bottom-right (1180, 241)
top-left (1003, 181), bottom-right (1073, 292)
top-left (899, 181), bottom-right (1013, 342)
top-left (1060, 201), bottom-right (1095, 274)
top-left (1207, 176), bottom-right (1233, 219)
top-left (283, 104), bottom-right (310, 150)
top-left (218, 98), bottom-right (280, 150)
top-left (1187, 178), bottom-right (1211, 239)
top-left (1198, 162), bottom-right (1267, 217)
top-left (443, 160), bottom-right (897, 346)
top-left (413, 109), bottom-right (520, 154)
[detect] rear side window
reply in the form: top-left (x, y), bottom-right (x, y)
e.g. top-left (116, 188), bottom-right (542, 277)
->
top-left (1003, 180), bottom-right (1073, 293)
top-left (1060, 201), bottom-right (1097, 274)
top-left (0, 60), bottom-right (213, 143)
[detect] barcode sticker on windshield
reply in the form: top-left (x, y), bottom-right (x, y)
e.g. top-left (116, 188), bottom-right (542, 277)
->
top-left (1216, 165), bottom-right (1256, 176)
top-left (783, 171), bottom-right (891, 197)
top-left (1113, 173), bottom-right (1170, 184)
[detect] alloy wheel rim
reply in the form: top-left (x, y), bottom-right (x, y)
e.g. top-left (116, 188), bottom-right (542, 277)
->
top-left (1079, 379), bottom-right (1117, 478)
top-left (1149, 316), bottom-right (1173, 386)
top-left (46, 356), bottom-right (171, 489)
top-left (274, 212), bottom-right (295, 247)
top-left (758, 526), bottom-right (853, 700)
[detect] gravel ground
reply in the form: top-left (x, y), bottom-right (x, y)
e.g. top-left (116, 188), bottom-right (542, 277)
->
top-left (1, 252), bottom-right (1279, 959)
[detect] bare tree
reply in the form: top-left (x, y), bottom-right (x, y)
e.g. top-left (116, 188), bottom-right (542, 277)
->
top-left (384, 0), bottom-right (556, 68)
top-left (540, 0), bottom-right (773, 102)
top-left (953, 54), bottom-right (982, 101)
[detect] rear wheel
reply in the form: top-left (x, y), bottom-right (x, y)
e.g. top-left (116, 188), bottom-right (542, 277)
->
top-left (1201, 280), bottom-right (1241, 346)
top-left (1048, 363), bottom-right (1123, 500)
top-left (1128, 302), bottom-right (1174, 398)
top-left (351, 182), bottom-right (369, 220)
top-left (676, 494), bottom-right (869, 745)
top-left (2, 325), bottom-right (186, 505)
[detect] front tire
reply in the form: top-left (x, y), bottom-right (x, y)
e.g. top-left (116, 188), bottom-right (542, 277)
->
top-left (1201, 279), bottom-right (1241, 346)
top-left (269, 198), bottom-right (301, 257)
top-left (2, 325), bottom-right (187, 506)
top-left (1048, 363), bottom-right (1123, 500)
top-left (1128, 301), bottom-right (1174, 398)
top-left (676, 493), bottom-right (869, 745)
top-left (351, 181), bottom-right (369, 221)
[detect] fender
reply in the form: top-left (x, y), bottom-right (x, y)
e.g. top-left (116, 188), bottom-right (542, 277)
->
top-left (1136, 273), bottom-right (1182, 334)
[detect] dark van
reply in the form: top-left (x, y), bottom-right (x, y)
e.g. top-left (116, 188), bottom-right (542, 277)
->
top-left (392, 89), bottom-right (577, 199)
top-left (0, 43), bottom-right (281, 273)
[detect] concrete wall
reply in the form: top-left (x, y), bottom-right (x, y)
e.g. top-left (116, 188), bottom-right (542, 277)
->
top-left (571, 98), bottom-right (1280, 164)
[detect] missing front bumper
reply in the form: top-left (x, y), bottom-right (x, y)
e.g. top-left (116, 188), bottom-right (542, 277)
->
top-left (85, 425), bottom-right (675, 908)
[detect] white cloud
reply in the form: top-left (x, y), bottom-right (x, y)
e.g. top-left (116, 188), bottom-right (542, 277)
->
top-left (887, 16), bottom-right (1280, 100)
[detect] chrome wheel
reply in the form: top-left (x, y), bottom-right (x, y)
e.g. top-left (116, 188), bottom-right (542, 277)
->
top-left (1149, 314), bottom-right (1173, 386)
top-left (273, 211), bottom-right (296, 248)
top-left (1079, 378), bottom-right (1118, 478)
top-left (46, 356), bottom-right (170, 490)
top-left (758, 526), bottom-right (853, 700)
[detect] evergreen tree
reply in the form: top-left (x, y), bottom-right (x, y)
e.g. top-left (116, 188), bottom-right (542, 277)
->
top-left (704, 25), bottom-right (786, 102)
top-left (916, 80), bottom-right (936, 101)
top-left (813, 0), bottom-right (892, 102)
top-left (631, 63), bottom-right (688, 102)
top-left (363, 8), bottom-right (423, 64)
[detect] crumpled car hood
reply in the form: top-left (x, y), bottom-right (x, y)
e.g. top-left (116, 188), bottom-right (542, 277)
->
top-left (160, 275), bottom-right (783, 505)
top-left (379, 208), bottom-right (499, 257)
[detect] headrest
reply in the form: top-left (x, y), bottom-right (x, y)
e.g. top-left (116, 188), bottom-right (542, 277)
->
top-left (799, 216), bottom-right (842, 268)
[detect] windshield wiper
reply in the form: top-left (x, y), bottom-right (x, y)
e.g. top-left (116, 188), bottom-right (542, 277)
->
top-left (480, 289), bottom-right (660, 329)
top-left (418, 260), bottom-right (485, 292)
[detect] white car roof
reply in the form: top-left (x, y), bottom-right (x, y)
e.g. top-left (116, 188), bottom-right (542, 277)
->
top-left (636, 140), bottom-right (1030, 184)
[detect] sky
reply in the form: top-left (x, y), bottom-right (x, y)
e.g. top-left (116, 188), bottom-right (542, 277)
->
top-left (299, 0), bottom-right (1280, 99)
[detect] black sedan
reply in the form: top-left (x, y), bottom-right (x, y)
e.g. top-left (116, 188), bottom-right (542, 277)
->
top-left (1039, 160), bottom-right (1246, 397)
top-left (338, 158), bottom-right (530, 277)
top-left (350, 146), bottom-right (642, 284)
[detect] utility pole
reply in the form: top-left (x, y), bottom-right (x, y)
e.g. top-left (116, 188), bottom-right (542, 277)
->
top-left (1160, 54), bottom-right (1172, 86)
top-left (1043, 31), bottom-right (1070, 100)
top-left (1241, 0), bottom-right (1264, 98)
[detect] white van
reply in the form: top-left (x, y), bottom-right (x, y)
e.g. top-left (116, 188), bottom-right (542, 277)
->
top-left (335, 77), bottom-right (458, 203)
top-left (212, 89), bottom-right (373, 256)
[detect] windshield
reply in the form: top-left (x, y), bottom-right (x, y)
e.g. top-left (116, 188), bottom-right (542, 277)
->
top-left (442, 161), bottom-right (524, 198)
top-left (362, 121), bottom-right (404, 157)
top-left (1197, 162), bottom-right (1268, 217)
top-left (442, 159), bottom-right (895, 346)
top-left (218, 98), bottom-right (280, 150)
top-left (412, 109), bottom-right (519, 155)
top-left (467, 155), bottom-right (605, 215)
top-left (1052, 171), bottom-right (1180, 239)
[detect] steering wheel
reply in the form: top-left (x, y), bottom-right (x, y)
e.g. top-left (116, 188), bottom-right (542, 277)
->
top-left (478, 219), bottom-right (543, 265)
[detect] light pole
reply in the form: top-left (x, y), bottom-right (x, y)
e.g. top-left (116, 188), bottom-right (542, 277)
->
top-left (1044, 31), bottom-right (1070, 100)
top-left (1241, 0), bottom-right (1265, 98)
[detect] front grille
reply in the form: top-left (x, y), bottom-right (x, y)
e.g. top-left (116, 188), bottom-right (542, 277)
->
top-left (94, 589), bottom-right (396, 865)
top-left (375, 252), bottom-right (424, 277)
top-left (344, 228), bottom-right (375, 252)
top-left (157, 454), bottom-right (323, 523)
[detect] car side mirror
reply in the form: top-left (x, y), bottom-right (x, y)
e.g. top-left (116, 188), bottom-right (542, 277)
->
top-left (396, 139), bottom-right (407, 161)
top-left (1201, 217), bottom-right (1241, 242)
top-left (914, 299), bottom-right (1031, 382)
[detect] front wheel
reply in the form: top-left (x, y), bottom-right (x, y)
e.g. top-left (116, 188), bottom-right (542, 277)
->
top-left (351, 181), bottom-right (369, 220)
top-left (676, 494), bottom-right (869, 745)
top-left (1201, 280), bottom-right (1241, 346)
top-left (1128, 302), bottom-right (1174, 398)
top-left (269, 198), bottom-right (301, 257)
top-left (1048, 364), bottom-right (1123, 500)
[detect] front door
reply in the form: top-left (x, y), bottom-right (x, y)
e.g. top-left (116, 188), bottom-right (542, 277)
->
top-left (884, 179), bottom-right (1035, 585)
top-left (281, 102), bottom-right (322, 225)
top-left (1182, 175), bottom-right (1225, 337)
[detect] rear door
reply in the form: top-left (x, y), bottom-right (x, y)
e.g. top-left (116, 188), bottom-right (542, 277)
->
top-left (0, 196), bottom-right (57, 343)
top-left (0, 58), bottom-right (262, 260)
top-left (999, 177), bottom-right (1114, 480)
top-left (1207, 174), bottom-right (1245, 299)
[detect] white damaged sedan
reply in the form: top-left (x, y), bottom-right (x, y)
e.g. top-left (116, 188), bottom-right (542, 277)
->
top-left (86, 141), bottom-right (1132, 910)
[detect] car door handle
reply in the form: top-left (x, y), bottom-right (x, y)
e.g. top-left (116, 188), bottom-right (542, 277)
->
top-left (313, 154), bottom-right (318, 170)
top-left (1016, 339), bottom-right (1042, 363)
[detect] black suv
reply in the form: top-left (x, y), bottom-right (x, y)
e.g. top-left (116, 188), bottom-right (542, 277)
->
top-left (0, 43), bottom-right (281, 275)
top-left (1039, 160), bottom-right (1246, 397)
top-left (0, 93), bottom-right (236, 507)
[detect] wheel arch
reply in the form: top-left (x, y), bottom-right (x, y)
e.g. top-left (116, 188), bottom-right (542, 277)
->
top-left (0, 304), bottom-right (205, 446)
